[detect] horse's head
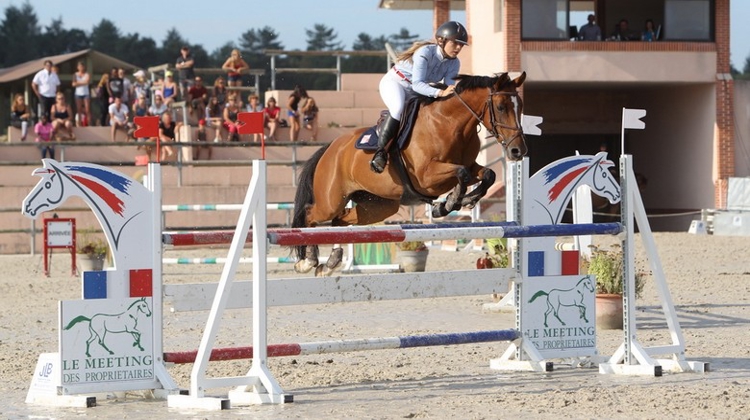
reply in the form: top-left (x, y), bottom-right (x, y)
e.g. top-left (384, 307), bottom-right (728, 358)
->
top-left (592, 153), bottom-right (621, 204)
top-left (454, 72), bottom-right (528, 161)
top-left (22, 160), bottom-right (66, 219)
top-left (579, 275), bottom-right (596, 294)
top-left (132, 297), bottom-right (152, 318)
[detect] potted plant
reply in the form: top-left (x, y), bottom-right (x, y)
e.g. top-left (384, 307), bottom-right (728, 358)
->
top-left (76, 230), bottom-right (109, 272)
top-left (583, 245), bottom-right (645, 329)
top-left (395, 240), bottom-right (429, 272)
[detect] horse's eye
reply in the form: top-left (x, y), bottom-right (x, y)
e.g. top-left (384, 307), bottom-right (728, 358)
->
top-left (44, 181), bottom-right (52, 188)
top-left (497, 104), bottom-right (506, 113)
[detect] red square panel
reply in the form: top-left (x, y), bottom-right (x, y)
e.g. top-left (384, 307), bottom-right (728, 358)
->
top-left (130, 269), bottom-right (153, 297)
top-left (561, 250), bottom-right (580, 275)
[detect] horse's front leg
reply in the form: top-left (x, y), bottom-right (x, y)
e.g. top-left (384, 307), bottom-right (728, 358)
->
top-left (460, 165), bottom-right (495, 209)
top-left (130, 330), bottom-right (144, 351)
top-left (432, 166), bottom-right (471, 218)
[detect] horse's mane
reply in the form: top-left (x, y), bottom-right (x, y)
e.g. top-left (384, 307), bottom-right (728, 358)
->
top-left (454, 72), bottom-right (511, 94)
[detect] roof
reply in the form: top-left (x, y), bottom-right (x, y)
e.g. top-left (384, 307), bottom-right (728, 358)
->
top-left (0, 49), bottom-right (139, 84)
top-left (378, 0), bottom-right (465, 10)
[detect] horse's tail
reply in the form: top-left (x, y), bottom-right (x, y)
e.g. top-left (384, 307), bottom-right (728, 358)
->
top-left (292, 143), bottom-right (331, 259)
top-left (64, 315), bottom-right (90, 330)
top-left (528, 290), bottom-right (548, 303)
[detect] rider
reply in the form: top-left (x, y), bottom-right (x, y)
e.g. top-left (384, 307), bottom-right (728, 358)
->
top-left (370, 21), bottom-right (469, 174)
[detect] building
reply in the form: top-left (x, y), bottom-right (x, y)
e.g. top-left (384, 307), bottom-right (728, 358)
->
top-left (380, 0), bottom-right (740, 230)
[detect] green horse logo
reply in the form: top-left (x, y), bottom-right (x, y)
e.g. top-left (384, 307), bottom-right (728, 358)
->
top-left (63, 297), bottom-right (152, 357)
top-left (528, 276), bottom-right (595, 327)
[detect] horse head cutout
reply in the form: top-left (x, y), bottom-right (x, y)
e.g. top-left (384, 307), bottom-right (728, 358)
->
top-left (22, 159), bottom-right (154, 269)
top-left (527, 152), bottom-right (621, 225)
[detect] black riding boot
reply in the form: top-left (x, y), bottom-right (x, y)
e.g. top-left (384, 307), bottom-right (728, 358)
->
top-left (370, 115), bottom-right (400, 174)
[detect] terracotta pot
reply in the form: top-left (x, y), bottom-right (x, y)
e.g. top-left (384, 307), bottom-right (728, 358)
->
top-left (595, 293), bottom-right (624, 330)
top-left (397, 250), bottom-right (429, 272)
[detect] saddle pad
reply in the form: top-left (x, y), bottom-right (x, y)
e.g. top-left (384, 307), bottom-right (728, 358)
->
top-left (354, 127), bottom-right (379, 150)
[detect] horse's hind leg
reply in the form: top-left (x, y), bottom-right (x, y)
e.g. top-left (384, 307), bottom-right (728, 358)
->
top-left (313, 197), bottom-right (400, 277)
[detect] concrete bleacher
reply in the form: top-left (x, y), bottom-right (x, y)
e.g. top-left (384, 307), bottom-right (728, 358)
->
top-left (1, 73), bottom-right (398, 253)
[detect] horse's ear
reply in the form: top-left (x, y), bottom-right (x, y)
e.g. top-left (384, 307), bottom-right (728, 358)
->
top-left (513, 71), bottom-right (527, 87)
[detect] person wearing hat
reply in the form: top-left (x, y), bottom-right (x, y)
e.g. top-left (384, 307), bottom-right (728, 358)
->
top-left (370, 21), bottom-right (469, 173)
top-left (162, 70), bottom-right (178, 107)
top-left (175, 46), bottom-right (195, 98)
top-left (132, 70), bottom-right (152, 107)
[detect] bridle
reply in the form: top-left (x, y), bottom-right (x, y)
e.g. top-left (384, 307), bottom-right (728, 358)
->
top-left (454, 86), bottom-right (525, 152)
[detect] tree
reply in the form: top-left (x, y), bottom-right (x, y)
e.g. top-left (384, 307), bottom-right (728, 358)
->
top-left (389, 28), bottom-right (421, 52)
top-left (39, 18), bottom-right (88, 56)
top-left (90, 19), bottom-right (120, 58)
top-left (0, 2), bottom-right (41, 66)
top-left (238, 27), bottom-right (285, 92)
top-left (305, 24), bottom-right (343, 51)
top-left (346, 33), bottom-right (389, 73)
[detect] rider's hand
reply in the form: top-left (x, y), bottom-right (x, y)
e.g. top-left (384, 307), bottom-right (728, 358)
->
top-left (439, 85), bottom-right (456, 97)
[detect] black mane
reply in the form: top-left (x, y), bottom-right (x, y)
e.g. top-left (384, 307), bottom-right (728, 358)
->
top-left (455, 73), bottom-right (510, 94)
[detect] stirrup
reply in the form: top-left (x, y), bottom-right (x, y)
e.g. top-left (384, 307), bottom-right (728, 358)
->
top-left (370, 149), bottom-right (387, 174)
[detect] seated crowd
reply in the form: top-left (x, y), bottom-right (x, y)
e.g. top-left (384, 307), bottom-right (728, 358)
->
top-left (13, 53), bottom-right (321, 162)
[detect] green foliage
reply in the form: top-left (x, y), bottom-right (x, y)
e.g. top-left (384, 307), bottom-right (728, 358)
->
top-left (396, 241), bottom-right (428, 252)
top-left (76, 229), bottom-right (108, 257)
top-left (584, 245), bottom-right (644, 297)
top-left (485, 238), bottom-right (510, 268)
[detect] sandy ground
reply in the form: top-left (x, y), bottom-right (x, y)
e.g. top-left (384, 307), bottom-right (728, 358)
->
top-left (1, 232), bottom-right (749, 419)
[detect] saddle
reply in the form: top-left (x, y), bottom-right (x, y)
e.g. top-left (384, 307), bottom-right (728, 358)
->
top-left (354, 93), bottom-right (441, 206)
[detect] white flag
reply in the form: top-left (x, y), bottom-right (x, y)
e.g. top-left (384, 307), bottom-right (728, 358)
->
top-left (521, 114), bottom-right (543, 136)
top-left (622, 108), bottom-right (646, 130)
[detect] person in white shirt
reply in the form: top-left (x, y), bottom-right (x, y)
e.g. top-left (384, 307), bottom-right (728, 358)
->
top-left (31, 60), bottom-right (61, 119)
top-left (108, 96), bottom-right (130, 142)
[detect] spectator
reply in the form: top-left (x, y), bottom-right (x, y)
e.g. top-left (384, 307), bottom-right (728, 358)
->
top-left (31, 60), bottom-right (61, 119)
top-left (212, 76), bottom-right (228, 106)
top-left (108, 67), bottom-right (124, 100)
top-left (132, 93), bottom-right (152, 154)
top-left (175, 46), bottom-right (195, 98)
top-left (119, 68), bottom-right (133, 106)
top-left (188, 76), bottom-right (209, 121)
top-left (611, 19), bottom-right (639, 41)
top-left (158, 111), bottom-right (178, 161)
top-left (162, 71), bottom-right (178, 107)
top-left (108, 96), bottom-right (131, 142)
top-left (96, 73), bottom-right (111, 126)
top-left (72, 61), bottom-right (91, 126)
top-left (642, 19), bottom-right (658, 41)
top-left (149, 93), bottom-right (169, 117)
top-left (10, 93), bottom-right (32, 141)
top-left (246, 94), bottom-right (263, 142)
top-left (221, 49), bottom-right (250, 88)
top-left (578, 14), bottom-right (601, 41)
top-left (193, 119), bottom-right (212, 160)
top-left (299, 89), bottom-right (319, 141)
top-left (263, 97), bottom-right (281, 142)
top-left (34, 114), bottom-right (55, 159)
top-left (205, 95), bottom-right (224, 142)
top-left (132, 70), bottom-right (152, 107)
top-left (49, 92), bottom-right (75, 140)
top-left (223, 93), bottom-right (243, 142)
top-left (286, 86), bottom-right (303, 142)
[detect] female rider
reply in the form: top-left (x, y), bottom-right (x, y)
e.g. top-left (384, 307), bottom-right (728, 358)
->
top-left (370, 21), bottom-right (469, 173)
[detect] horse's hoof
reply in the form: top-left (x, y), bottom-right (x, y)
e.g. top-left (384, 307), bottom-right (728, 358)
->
top-left (294, 258), bottom-right (318, 274)
top-left (326, 247), bottom-right (344, 269)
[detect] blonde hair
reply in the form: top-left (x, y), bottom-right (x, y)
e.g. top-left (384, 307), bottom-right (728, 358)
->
top-left (11, 93), bottom-right (26, 112)
top-left (396, 41), bottom-right (435, 63)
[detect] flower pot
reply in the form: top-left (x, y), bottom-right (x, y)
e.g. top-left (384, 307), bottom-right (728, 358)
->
top-left (595, 293), bottom-right (623, 330)
top-left (77, 253), bottom-right (105, 272)
top-left (397, 250), bottom-right (429, 272)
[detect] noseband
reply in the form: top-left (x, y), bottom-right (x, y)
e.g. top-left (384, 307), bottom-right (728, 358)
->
top-left (454, 88), bottom-right (525, 153)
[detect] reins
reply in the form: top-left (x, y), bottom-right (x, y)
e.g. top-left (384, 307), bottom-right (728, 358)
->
top-left (453, 86), bottom-right (524, 152)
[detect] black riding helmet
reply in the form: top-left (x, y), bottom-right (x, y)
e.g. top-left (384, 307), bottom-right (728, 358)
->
top-left (435, 21), bottom-right (469, 46)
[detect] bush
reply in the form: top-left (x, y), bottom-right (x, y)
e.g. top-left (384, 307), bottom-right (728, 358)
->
top-left (76, 229), bottom-right (108, 258)
top-left (396, 241), bottom-right (428, 252)
top-left (584, 245), bottom-right (644, 297)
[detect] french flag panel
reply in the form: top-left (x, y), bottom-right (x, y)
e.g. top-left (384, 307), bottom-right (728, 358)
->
top-left (527, 249), bottom-right (580, 277)
top-left (82, 269), bottom-right (153, 299)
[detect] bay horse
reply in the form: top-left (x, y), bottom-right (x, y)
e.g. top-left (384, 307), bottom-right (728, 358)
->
top-left (292, 72), bottom-right (528, 276)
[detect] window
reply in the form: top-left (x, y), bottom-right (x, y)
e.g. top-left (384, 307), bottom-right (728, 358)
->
top-left (522, 0), bottom-right (569, 40)
top-left (664, 0), bottom-right (712, 41)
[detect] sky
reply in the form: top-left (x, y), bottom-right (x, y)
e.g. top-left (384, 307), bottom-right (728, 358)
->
top-left (12, 0), bottom-right (750, 69)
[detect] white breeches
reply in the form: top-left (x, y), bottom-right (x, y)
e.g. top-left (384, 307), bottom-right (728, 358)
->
top-left (379, 71), bottom-right (411, 121)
